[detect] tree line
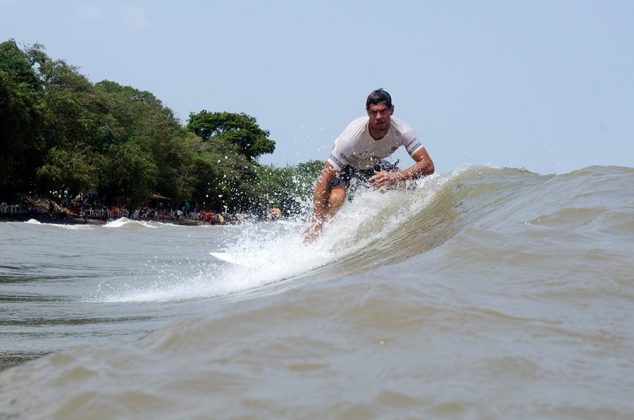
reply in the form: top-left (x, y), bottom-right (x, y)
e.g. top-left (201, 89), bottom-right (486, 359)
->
top-left (0, 39), bottom-right (322, 217)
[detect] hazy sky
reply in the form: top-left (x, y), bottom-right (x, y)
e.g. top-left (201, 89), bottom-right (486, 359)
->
top-left (2, 0), bottom-right (633, 174)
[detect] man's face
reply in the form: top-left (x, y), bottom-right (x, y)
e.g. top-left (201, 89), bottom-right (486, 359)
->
top-left (367, 101), bottom-right (394, 135)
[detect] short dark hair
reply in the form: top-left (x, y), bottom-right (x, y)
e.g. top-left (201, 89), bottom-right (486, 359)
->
top-left (366, 88), bottom-right (393, 109)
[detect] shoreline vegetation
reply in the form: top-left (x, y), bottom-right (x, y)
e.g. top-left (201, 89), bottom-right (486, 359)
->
top-left (1, 39), bottom-right (322, 223)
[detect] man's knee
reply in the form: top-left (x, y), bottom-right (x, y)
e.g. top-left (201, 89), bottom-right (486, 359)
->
top-left (329, 186), bottom-right (347, 208)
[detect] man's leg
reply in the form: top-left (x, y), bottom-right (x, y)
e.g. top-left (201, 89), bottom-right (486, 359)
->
top-left (303, 178), bottom-right (348, 243)
top-left (326, 185), bottom-right (347, 218)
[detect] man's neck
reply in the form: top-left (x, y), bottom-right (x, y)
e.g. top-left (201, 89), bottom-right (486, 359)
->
top-left (369, 124), bottom-right (389, 140)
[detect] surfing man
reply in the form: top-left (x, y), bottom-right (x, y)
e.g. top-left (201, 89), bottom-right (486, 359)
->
top-left (304, 88), bottom-right (434, 242)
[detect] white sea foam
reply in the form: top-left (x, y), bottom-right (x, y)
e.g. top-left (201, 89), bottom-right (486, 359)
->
top-left (98, 173), bottom-right (450, 303)
top-left (23, 219), bottom-right (93, 230)
top-left (104, 217), bottom-right (159, 229)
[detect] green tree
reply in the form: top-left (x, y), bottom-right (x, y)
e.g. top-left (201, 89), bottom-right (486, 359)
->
top-left (187, 111), bottom-right (275, 161)
top-left (99, 142), bottom-right (158, 206)
top-left (190, 139), bottom-right (258, 212)
top-left (1, 39), bottom-right (322, 217)
top-left (38, 60), bottom-right (100, 150)
top-left (95, 81), bottom-right (198, 203)
top-left (253, 160), bottom-right (323, 217)
top-left (31, 51), bottom-right (119, 201)
top-left (0, 40), bottom-right (46, 192)
top-left (37, 146), bottom-right (97, 198)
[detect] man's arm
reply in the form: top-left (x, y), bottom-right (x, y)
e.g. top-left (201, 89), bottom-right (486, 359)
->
top-left (370, 147), bottom-right (434, 189)
top-left (399, 146), bottom-right (435, 180)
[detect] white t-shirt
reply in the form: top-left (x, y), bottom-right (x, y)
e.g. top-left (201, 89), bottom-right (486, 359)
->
top-left (327, 116), bottom-right (423, 171)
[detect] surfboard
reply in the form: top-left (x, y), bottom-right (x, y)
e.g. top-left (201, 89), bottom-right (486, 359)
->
top-left (209, 251), bottom-right (244, 265)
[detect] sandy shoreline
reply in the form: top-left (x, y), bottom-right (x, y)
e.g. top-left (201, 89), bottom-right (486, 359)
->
top-left (0, 213), bottom-right (106, 225)
top-left (1, 196), bottom-right (220, 226)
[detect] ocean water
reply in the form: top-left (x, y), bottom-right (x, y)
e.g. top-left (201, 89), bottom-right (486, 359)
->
top-left (1, 165), bottom-right (633, 418)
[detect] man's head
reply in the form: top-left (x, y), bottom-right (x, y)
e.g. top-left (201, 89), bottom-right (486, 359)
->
top-left (366, 88), bottom-right (393, 109)
top-left (366, 88), bottom-right (394, 139)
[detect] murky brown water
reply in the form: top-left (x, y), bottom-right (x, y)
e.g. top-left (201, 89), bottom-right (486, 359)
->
top-left (1, 166), bottom-right (634, 418)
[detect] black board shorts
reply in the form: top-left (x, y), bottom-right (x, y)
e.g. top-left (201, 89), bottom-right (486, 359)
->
top-left (329, 160), bottom-right (399, 188)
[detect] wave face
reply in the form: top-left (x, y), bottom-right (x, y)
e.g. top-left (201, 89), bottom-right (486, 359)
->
top-left (1, 165), bottom-right (634, 418)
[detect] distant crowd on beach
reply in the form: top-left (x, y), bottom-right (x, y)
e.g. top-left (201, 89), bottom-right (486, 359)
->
top-left (74, 203), bottom-right (237, 225)
top-left (1, 200), bottom-right (282, 225)
top-left (128, 207), bottom-right (228, 224)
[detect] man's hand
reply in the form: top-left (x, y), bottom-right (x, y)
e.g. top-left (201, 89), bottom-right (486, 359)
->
top-left (369, 170), bottom-right (402, 190)
top-left (303, 220), bottom-right (323, 244)
top-left (370, 147), bottom-right (435, 190)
